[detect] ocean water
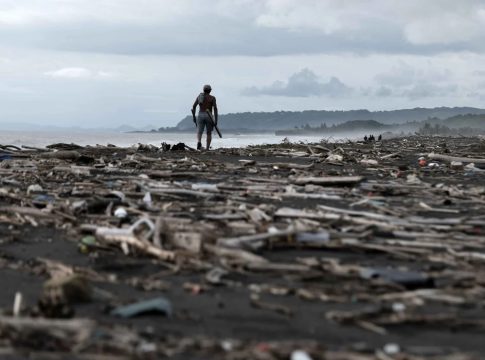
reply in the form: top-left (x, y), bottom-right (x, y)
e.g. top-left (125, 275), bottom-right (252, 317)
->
top-left (0, 130), bottom-right (351, 149)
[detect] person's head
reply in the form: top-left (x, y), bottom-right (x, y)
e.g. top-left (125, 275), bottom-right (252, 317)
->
top-left (203, 84), bottom-right (212, 93)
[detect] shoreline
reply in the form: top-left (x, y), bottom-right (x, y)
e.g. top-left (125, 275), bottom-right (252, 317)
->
top-left (0, 136), bottom-right (484, 358)
top-left (0, 131), bottom-right (364, 150)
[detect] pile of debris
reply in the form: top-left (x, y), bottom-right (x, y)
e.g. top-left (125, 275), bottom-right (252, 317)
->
top-left (0, 136), bottom-right (484, 359)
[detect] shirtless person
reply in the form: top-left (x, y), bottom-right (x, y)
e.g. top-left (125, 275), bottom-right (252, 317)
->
top-left (192, 84), bottom-right (218, 150)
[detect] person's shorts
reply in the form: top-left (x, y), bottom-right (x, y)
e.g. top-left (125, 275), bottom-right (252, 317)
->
top-left (197, 112), bottom-right (214, 135)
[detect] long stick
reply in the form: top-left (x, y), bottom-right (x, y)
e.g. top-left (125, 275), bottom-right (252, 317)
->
top-left (206, 110), bottom-right (222, 138)
top-left (428, 153), bottom-right (485, 164)
top-left (191, 109), bottom-right (197, 128)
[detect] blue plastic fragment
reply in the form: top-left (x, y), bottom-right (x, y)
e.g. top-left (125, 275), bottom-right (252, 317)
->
top-left (111, 297), bottom-right (172, 318)
top-left (360, 267), bottom-right (434, 289)
top-left (296, 231), bottom-right (330, 244)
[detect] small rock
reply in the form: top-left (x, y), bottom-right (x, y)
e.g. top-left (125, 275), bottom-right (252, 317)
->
top-left (43, 274), bottom-right (92, 304)
top-left (450, 161), bottom-right (463, 169)
top-left (171, 232), bottom-right (202, 253)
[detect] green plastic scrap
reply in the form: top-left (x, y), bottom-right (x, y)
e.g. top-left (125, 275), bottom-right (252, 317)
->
top-left (81, 236), bottom-right (97, 246)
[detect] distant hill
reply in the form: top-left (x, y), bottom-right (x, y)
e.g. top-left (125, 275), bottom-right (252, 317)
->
top-left (173, 107), bottom-right (485, 131)
top-left (0, 122), bottom-right (157, 132)
top-left (116, 124), bottom-right (158, 132)
top-left (424, 114), bottom-right (485, 129)
top-left (276, 119), bottom-right (392, 135)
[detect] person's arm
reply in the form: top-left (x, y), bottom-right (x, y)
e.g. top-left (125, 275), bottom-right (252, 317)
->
top-left (191, 98), bottom-right (198, 123)
top-left (213, 97), bottom-right (218, 125)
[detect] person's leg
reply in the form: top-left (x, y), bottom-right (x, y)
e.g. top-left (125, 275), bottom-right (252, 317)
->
top-left (205, 118), bottom-right (214, 150)
top-left (196, 117), bottom-right (205, 149)
top-left (206, 131), bottom-right (212, 150)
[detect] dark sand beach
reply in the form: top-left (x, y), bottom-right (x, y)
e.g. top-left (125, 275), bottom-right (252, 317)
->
top-left (0, 136), bottom-right (484, 359)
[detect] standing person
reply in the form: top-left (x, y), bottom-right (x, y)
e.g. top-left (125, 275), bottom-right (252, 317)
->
top-left (192, 84), bottom-right (218, 150)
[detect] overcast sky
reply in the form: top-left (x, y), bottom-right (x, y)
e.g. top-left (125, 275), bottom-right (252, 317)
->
top-left (1, 0), bottom-right (485, 128)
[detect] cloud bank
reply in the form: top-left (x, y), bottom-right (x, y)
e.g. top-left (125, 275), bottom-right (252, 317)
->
top-left (243, 69), bottom-right (352, 97)
top-left (44, 67), bottom-right (113, 79)
top-left (0, 0), bottom-right (485, 56)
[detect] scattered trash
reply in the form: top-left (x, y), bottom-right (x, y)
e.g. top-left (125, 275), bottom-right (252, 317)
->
top-left (360, 267), bottom-right (433, 290)
top-left (13, 292), bottom-right (22, 317)
top-left (32, 194), bottom-right (55, 207)
top-left (383, 343), bottom-right (401, 355)
top-left (326, 153), bottom-right (343, 162)
top-left (296, 231), bottom-right (330, 244)
top-left (78, 235), bottom-right (97, 253)
top-left (0, 136), bottom-right (483, 358)
top-left (361, 159), bottom-right (379, 166)
top-left (291, 350), bottom-right (314, 360)
top-left (111, 297), bottom-right (172, 318)
top-left (114, 207), bottom-right (128, 218)
top-left (27, 184), bottom-right (43, 194)
top-left (450, 161), bottom-right (464, 169)
top-left (465, 162), bottom-right (485, 173)
top-left (406, 174), bottom-right (422, 184)
top-left (142, 192), bottom-right (152, 205)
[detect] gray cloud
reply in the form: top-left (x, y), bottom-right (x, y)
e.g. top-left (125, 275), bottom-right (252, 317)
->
top-left (467, 91), bottom-right (485, 99)
top-left (0, 1), bottom-right (484, 56)
top-left (374, 86), bottom-right (393, 97)
top-left (44, 67), bottom-right (114, 79)
top-left (242, 69), bottom-right (352, 97)
top-left (375, 62), bottom-right (453, 87)
top-left (473, 70), bottom-right (485, 77)
top-left (371, 83), bottom-right (458, 100)
top-left (402, 83), bottom-right (458, 100)
top-left (371, 62), bottom-right (460, 99)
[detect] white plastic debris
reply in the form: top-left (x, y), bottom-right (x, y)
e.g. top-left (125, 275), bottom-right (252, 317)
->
top-left (392, 302), bottom-right (406, 312)
top-left (291, 350), bottom-right (313, 360)
top-left (360, 159), bottom-right (378, 166)
top-left (450, 161), bottom-right (463, 169)
top-left (13, 292), bottom-right (22, 317)
top-left (326, 154), bottom-right (343, 162)
top-left (220, 340), bottom-right (234, 352)
top-left (27, 184), bottom-right (43, 194)
top-left (143, 192), bottom-right (152, 205)
top-left (114, 207), bottom-right (128, 218)
top-left (109, 190), bottom-right (126, 202)
top-left (465, 163), bottom-right (485, 173)
top-left (406, 174), bottom-right (421, 184)
top-left (136, 342), bottom-right (157, 354)
top-left (267, 226), bottom-right (279, 234)
top-left (383, 343), bottom-right (400, 355)
top-left (191, 183), bottom-right (219, 191)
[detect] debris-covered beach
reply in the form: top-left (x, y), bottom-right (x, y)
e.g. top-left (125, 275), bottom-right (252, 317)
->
top-left (1, 135), bottom-right (485, 359)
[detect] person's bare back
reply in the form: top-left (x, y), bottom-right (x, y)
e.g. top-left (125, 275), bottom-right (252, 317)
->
top-left (196, 93), bottom-right (216, 113)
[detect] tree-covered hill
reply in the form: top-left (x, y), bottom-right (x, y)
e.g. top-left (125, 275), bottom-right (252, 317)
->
top-left (172, 107), bottom-right (485, 131)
